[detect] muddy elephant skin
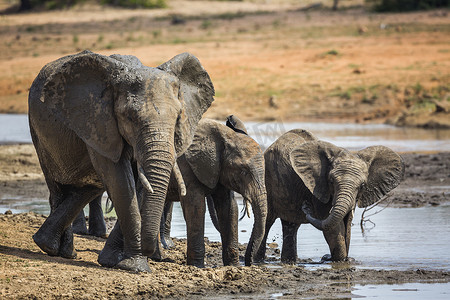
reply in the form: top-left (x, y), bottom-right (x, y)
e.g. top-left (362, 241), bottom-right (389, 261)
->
top-left (161, 118), bottom-right (267, 267)
top-left (28, 50), bottom-right (214, 272)
top-left (255, 129), bottom-right (404, 263)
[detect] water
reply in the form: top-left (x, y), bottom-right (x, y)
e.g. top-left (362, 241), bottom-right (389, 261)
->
top-left (1, 115), bottom-right (450, 273)
top-left (1, 114), bottom-right (450, 152)
top-left (237, 202), bottom-right (450, 271)
top-left (353, 282), bottom-right (450, 299)
top-left (0, 114), bottom-right (31, 144)
top-left (245, 121), bottom-right (450, 152)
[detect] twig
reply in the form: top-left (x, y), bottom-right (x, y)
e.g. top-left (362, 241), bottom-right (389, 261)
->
top-left (360, 195), bottom-right (394, 234)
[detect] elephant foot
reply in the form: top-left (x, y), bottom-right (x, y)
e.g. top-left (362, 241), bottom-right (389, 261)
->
top-left (253, 251), bottom-right (266, 264)
top-left (33, 230), bottom-right (59, 257)
top-left (281, 258), bottom-right (297, 265)
top-left (72, 218), bottom-right (88, 235)
top-left (88, 227), bottom-right (107, 239)
top-left (88, 218), bottom-right (107, 238)
top-left (321, 254), bottom-right (351, 262)
top-left (58, 230), bottom-right (77, 259)
top-left (98, 248), bottom-right (124, 268)
top-left (321, 254), bottom-right (333, 262)
top-left (59, 245), bottom-right (77, 259)
top-left (143, 245), bottom-right (162, 262)
top-left (115, 255), bottom-right (151, 273)
top-left (187, 259), bottom-right (205, 268)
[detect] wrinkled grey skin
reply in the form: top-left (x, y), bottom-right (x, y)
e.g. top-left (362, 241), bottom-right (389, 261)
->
top-left (255, 129), bottom-right (404, 263)
top-left (72, 196), bottom-right (107, 238)
top-left (160, 119), bottom-right (267, 267)
top-left (28, 50), bottom-right (214, 272)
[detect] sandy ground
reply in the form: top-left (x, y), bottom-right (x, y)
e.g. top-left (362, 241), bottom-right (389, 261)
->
top-left (0, 144), bottom-right (449, 298)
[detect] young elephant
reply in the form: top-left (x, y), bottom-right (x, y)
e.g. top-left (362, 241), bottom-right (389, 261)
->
top-left (255, 129), bottom-right (404, 263)
top-left (161, 118), bottom-right (267, 267)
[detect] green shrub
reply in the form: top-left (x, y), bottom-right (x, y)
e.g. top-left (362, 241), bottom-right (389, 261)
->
top-left (366, 0), bottom-right (449, 12)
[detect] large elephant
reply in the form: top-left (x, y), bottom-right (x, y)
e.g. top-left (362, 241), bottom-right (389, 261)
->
top-left (28, 50), bottom-right (214, 272)
top-left (255, 129), bottom-right (404, 263)
top-left (160, 118), bottom-right (267, 267)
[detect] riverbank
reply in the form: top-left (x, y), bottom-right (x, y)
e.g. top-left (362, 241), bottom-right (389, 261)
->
top-left (0, 212), bottom-right (449, 299)
top-left (0, 1), bottom-right (449, 128)
top-left (0, 145), bottom-right (449, 298)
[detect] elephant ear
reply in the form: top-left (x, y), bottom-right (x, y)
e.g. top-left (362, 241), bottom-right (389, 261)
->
top-left (158, 53), bottom-right (215, 156)
top-left (289, 141), bottom-right (343, 204)
top-left (185, 119), bottom-right (222, 189)
top-left (39, 50), bottom-right (124, 162)
top-left (356, 146), bottom-right (405, 208)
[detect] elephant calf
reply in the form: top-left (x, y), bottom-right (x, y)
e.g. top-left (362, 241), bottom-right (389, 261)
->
top-left (160, 118), bottom-right (267, 267)
top-left (255, 129), bottom-right (404, 263)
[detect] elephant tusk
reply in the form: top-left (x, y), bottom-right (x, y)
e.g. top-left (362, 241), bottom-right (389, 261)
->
top-left (173, 161), bottom-right (187, 197)
top-left (138, 163), bottom-right (154, 193)
top-left (246, 200), bottom-right (251, 218)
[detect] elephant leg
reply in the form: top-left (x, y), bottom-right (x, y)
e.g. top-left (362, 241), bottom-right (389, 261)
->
top-left (322, 210), bottom-right (354, 261)
top-left (160, 201), bottom-right (174, 249)
top-left (181, 189), bottom-right (206, 268)
top-left (98, 221), bottom-right (124, 267)
top-left (280, 219), bottom-right (300, 264)
top-left (254, 209), bottom-right (277, 263)
top-left (322, 220), bottom-right (347, 262)
top-left (72, 207), bottom-right (88, 235)
top-left (210, 186), bottom-right (239, 266)
top-left (88, 195), bottom-right (107, 238)
top-left (33, 185), bottom-right (102, 258)
top-left (88, 150), bottom-right (149, 273)
top-left (344, 210), bottom-right (354, 257)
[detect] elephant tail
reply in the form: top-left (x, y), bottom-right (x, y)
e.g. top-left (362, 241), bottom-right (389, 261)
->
top-left (105, 195), bottom-right (114, 214)
top-left (239, 197), bottom-right (250, 221)
top-left (206, 194), bottom-right (220, 231)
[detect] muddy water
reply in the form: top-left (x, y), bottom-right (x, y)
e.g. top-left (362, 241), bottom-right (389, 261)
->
top-left (352, 282), bottom-right (450, 299)
top-left (170, 201), bottom-right (450, 272)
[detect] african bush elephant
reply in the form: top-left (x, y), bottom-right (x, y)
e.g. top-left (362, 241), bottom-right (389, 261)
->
top-left (160, 118), bottom-right (267, 267)
top-left (255, 129), bottom-right (404, 263)
top-left (28, 50), bottom-right (214, 272)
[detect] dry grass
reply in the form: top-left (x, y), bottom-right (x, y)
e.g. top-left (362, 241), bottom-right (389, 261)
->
top-left (0, 0), bottom-right (449, 126)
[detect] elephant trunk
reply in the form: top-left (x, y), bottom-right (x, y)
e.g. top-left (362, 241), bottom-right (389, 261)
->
top-left (307, 183), bottom-right (356, 232)
top-left (137, 130), bottom-right (176, 259)
top-left (244, 192), bottom-right (267, 266)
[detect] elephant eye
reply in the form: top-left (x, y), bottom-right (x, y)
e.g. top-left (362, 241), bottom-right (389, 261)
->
top-left (360, 182), bottom-right (366, 191)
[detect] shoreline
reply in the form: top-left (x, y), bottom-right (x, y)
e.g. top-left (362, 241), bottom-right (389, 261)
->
top-left (1, 147), bottom-right (449, 298)
top-left (1, 212), bottom-right (449, 299)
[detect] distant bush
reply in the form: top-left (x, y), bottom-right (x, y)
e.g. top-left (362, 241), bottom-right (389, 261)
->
top-left (101, 0), bottom-right (166, 9)
top-left (20, 0), bottom-right (166, 11)
top-left (366, 0), bottom-right (449, 11)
